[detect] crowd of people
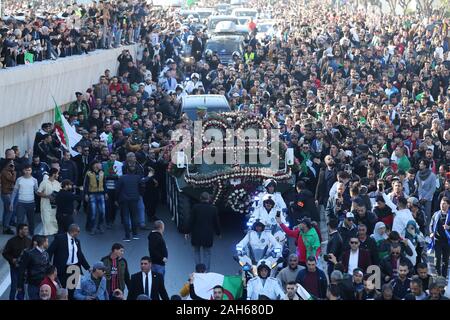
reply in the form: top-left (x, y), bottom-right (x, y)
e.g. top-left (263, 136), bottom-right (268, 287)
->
top-left (0, 0), bottom-right (450, 300)
top-left (0, 0), bottom-right (161, 67)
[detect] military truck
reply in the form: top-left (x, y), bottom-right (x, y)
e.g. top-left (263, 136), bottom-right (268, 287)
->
top-left (166, 111), bottom-right (296, 233)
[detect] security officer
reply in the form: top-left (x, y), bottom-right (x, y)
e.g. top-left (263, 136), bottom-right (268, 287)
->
top-left (244, 45), bottom-right (256, 65)
top-left (245, 259), bottom-right (284, 300)
top-left (254, 179), bottom-right (287, 211)
top-left (251, 195), bottom-right (287, 229)
top-left (196, 106), bottom-right (208, 121)
top-left (236, 221), bottom-right (281, 265)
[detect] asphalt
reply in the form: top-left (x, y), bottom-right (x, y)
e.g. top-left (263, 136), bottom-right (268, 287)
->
top-left (0, 204), bottom-right (248, 299)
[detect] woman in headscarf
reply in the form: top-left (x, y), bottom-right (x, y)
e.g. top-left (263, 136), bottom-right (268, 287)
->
top-left (404, 220), bottom-right (425, 265)
top-left (371, 222), bottom-right (389, 261)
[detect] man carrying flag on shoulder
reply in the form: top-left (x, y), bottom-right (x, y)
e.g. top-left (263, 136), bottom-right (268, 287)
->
top-left (429, 197), bottom-right (450, 278)
top-left (54, 99), bottom-right (83, 157)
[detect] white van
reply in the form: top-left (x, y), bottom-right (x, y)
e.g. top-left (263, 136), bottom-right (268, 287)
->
top-left (231, 8), bottom-right (258, 19)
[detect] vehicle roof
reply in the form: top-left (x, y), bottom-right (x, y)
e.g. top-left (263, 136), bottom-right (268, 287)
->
top-left (196, 7), bottom-right (216, 11)
top-left (232, 8), bottom-right (257, 12)
top-left (208, 34), bottom-right (244, 41)
top-left (182, 94), bottom-right (229, 109)
top-left (209, 15), bottom-right (238, 20)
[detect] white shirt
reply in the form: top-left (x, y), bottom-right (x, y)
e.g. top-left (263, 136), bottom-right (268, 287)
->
top-left (392, 209), bottom-right (415, 236)
top-left (67, 234), bottom-right (79, 265)
top-left (348, 249), bottom-right (359, 275)
top-left (142, 271), bottom-right (152, 296)
top-left (247, 277), bottom-right (284, 300)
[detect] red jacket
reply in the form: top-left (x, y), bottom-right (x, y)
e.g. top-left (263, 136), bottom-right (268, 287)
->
top-left (280, 224), bottom-right (306, 263)
top-left (40, 276), bottom-right (59, 300)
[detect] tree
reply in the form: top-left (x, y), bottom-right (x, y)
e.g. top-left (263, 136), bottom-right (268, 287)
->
top-left (386, 0), bottom-right (399, 14)
top-left (416, 0), bottom-right (434, 17)
top-left (399, 0), bottom-right (413, 14)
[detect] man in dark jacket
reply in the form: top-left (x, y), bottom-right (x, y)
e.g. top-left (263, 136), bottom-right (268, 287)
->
top-left (18, 235), bottom-right (51, 300)
top-left (325, 219), bottom-right (343, 278)
top-left (191, 31), bottom-right (204, 62)
top-left (55, 180), bottom-right (82, 233)
top-left (185, 192), bottom-right (220, 272)
top-left (47, 224), bottom-right (90, 298)
top-left (59, 151), bottom-right (78, 185)
top-left (352, 198), bottom-right (378, 234)
top-left (340, 237), bottom-right (372, 274)
top-left (290, 180), bottom-right (320, 223)
top-left (357, 223), bottom-right (379, 266)
top-left (295, 256), bottom-right (328, 299)
top-left (379, 243), bottom-right (413, 284)
top-left (148, 220), bottom-right (168, 277)
top-left (101, 243), bottom-right (130, 297)
top-left (2, 224), bottom-right (31, 300)
top-left (127, 256), bottom-right (169, 300)
top-left (116, 165), bottom-right (143, 241)
top-left (315, 155), bottom-right (338, 206)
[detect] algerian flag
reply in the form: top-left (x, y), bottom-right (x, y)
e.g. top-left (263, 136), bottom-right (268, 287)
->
top-left (297, 283), bottom-right (314, 300)
top-left (186, 0), bottom-right (196, 8)
top-left (54, 99), bottom-right (82, 157)
top-left (415, 92), bottom-right (424, 101)
top-left (192, 273), bottom-right (243, 300)
top-left (24, 52), bottom-right (34, 64)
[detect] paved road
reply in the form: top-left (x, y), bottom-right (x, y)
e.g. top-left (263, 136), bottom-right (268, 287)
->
top-left (0, 204), bottom-right (247, 299)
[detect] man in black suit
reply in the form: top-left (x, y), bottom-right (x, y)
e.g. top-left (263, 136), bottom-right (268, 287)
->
top-left (47, 224), bottom-right (90, 299)
top-left (185, 192), bottom-right (220, 272)
top-left (192, 31), bottom-right (204, 62)
top-left (127, 256), bottom-right (169, 300)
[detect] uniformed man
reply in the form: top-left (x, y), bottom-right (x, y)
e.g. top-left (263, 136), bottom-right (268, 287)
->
top-left (253, 179), bottom-right (287, 211)
top-left (236, 221), bottom-right (281, 265)
top-left (246, 259), bottom-right (284, 300)
top-left (68, 92), bottom-right (89, 120)
top-left (196, 106), bottom-right (208, 121)
top-left (250, 195), bottom-right (287, 229)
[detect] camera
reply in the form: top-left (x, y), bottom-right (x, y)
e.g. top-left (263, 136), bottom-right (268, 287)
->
top-left (276, 211), bottom-right (281, 218)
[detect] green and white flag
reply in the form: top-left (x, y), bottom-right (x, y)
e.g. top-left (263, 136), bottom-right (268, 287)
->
top-left (24, 52), bottom-right (34, 64)
top-left (297, 283), bottom-right (314, 300)
top-left (192, 273), bottom-right (243, 300)
top-left (54, 99), bottom-right (82, 156)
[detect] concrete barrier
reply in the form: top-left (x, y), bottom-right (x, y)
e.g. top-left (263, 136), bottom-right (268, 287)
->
top-left (0, 45), bottom-right (137, 153)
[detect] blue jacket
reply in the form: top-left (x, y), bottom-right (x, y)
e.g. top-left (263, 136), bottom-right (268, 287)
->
top-left (74, 274), bottom-right (109, 300)
top-left (116, 174), bottom-right (143, 202)
top-left (295, 268), bottom-right (328, 299)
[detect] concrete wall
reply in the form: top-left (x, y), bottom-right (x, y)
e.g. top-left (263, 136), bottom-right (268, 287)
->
top-left (0, 45), bottom-right (137, 154)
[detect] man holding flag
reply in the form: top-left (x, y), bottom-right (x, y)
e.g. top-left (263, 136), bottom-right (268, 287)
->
top-left (54, 100), bottom-right (83, 157)
top-left (429, 197), bottom-right (450, 278)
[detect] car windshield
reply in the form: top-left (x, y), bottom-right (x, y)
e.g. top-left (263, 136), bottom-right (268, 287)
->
top-left (209, 19), bottom-right (238, 29)
top-left (206, 39), bottom-right (240, 54)
top-left (198, 11), bottom-right (213, 18)
top-left (234, 11), bottom-right (256, 17)
top-left (183, 106), bottom-right (230, 120)
top-left (258, 24), bottom-right (272, 32)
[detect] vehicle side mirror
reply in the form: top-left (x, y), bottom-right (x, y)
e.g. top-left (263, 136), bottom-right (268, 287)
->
top-left (176, 151), bottom-right (186, 168)
top-left (286, 148), bottom-right (294, 165)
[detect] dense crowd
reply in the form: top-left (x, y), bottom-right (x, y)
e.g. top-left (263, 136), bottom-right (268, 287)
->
top-left (0, 0), bottom-right (159, 67)
top-left (1, 0), bottom-right (450, 301)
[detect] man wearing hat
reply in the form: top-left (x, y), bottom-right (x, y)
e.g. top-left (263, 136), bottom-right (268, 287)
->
top-left (237, 220), bottom-right (281, 265)
top-left (338, 212), bottom-right (358, 250)
top-left (195, 106), bottom-right (207, 120)
top-left (246, 259), bottom-right (285, 300)
top-left (184, 73), bottom-right (204, 94)
top-left (74, 261), bottom-right (109, 300)
top-left (68, 92), bottom-right (89, 120)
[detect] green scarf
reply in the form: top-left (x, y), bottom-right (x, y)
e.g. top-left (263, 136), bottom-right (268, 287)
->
top-left (397, 155), bottom-right (411, 172)
top-left (300, 151), bottom-right (311, 175)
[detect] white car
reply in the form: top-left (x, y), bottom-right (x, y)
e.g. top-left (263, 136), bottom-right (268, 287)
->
top-left (231, 8), bottom-right (258, 19)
